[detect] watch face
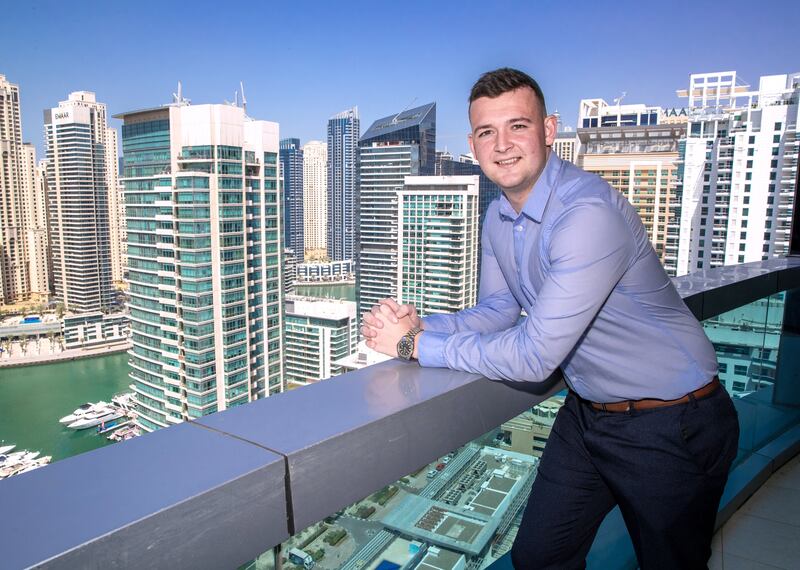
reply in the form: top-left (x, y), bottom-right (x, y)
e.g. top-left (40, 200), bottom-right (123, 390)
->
top-left (397, 336), bottom-right (413, 360)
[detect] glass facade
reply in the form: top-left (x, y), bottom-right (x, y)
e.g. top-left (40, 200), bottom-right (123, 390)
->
top-left (279, 138), bottom-right (304, 261)
top-left (121, 106), bottom-right (284, 432)
top-left (356, 103), bottom-right (436, 316)
top-left (327, 108), bottom-right (360, 262)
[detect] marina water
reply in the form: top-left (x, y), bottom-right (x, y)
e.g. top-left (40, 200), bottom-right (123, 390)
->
top-left (0, 353), bottom-right (131, 462)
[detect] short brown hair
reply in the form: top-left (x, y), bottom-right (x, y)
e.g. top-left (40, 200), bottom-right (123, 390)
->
top-left (469, 68), bottom-right (547, 114)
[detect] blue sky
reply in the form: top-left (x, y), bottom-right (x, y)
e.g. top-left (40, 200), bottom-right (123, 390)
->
top-left (3, 0), bottom-right (799, 159)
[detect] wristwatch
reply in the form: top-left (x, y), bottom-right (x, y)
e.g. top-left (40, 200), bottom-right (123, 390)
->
top-left (397, 326), bottom-right (422, 361)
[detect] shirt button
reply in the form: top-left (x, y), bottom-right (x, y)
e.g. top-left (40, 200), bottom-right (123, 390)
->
top-left (515, 226), bottom-right (523, 232)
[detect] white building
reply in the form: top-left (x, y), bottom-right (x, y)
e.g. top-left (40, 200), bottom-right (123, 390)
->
top-left (397, 175), bottom-right (479, 316)
top-left (118, 99), bottom-right (284, 431)
top-left (45, 91), bottom-right (117, 312)
top-left (673, 71), bottom-right (800, 275)
top-left (302, 140), bottom-right (327, 254)
top-left (0, 75), bottom-right (50, 304)
top-left (284, 296), bottom-right (357, 386)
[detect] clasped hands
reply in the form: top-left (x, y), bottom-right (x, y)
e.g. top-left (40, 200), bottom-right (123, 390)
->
top-left (361, 298), bottom-right (423, 358)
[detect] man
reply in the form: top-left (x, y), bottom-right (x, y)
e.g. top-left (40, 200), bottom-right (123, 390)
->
top-left (362, 68), bottom-right (739, 569)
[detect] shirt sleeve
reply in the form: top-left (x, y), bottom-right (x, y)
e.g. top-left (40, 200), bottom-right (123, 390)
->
top-left (418, 200), bottom-right (634, 382)
top-left (420, 217), bottom-right (521, 336)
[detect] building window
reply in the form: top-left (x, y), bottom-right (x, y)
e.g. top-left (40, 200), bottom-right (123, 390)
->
top-left (749, 136), bottom-right (756, 144)
top-left (764, 232), bottom-right (771, 240)
top-left (739, 244), bottom-right (746, 251)
top-left (718, 362), bottom-right (728, 373)
top-left (775, 122), bottom-right (783, 131)
top-left (734, 365), bottom-right (748, 376)
top-left (774, 135), bottom-right (781, 143)
top-left (738, 255), bottom-right (745, 263)
top-left (771, 159), bottom-right (778, 168)
top-left (746, 160), bottom-right (753, 168)
top-left (747, 148), bottom-right (754, 156)
top-left (742, 208), bottom-right (749, 216)
top-left (763, 244), bottom-right (770, 252)
top-left (743, 196), bottom-right (750, 205)
top-left (741, 232), bottom-right (747, 239)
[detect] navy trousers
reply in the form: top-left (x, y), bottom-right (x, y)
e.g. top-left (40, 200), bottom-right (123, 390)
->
top-left (510, 385), bottom-right (739, 569)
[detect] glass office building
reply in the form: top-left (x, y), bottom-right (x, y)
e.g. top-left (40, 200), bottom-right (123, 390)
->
top-left (356, 102), bottom-right (436, 315)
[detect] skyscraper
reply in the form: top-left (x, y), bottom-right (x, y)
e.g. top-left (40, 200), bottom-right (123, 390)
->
top-left (397, 175), bottom-right (479, 316)
top-left (327, 107), bottom-right (359, 262)
top-left (118, 100), bottom-right (284, 432)
top-left (279, 138), bottom-right (304, 261)
top-left (673, 71), bottom-right (800, 275)
top-left (0, 75), bottom-right (50, 305)
top-left (105, 127), bottom-right (125, 284)
top-left (357, 102), bottom-right (435, 315)
top-left (577, 98), bottom-right (685, 269)
top-left (44, 91), bottom-right (116, 313)
top-left (302, 140), bottom-right (327, 255)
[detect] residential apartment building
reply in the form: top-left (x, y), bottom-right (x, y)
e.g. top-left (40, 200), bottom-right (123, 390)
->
top-left (44, 91), bottom-right (116, 312)
top-left (577, 98), bottom-right (686, 267)
top-left (673, 71), bottom-right (800, 275)
top-left (118, 100), bottom-right (284, 432)
top-left (302, 140), bottom-right (327, 254)
top-left (397, 175), bottom-right (479, 316)
top-left (284, 296), bottom-right (357, 387)
top-left (552, 131), bottom-right (579, 164)
top-left (357, 102), bottom-right (436, 315)
top-left (279, 138), bottom-right (304, 261)
top-left (0, 74), bottom-right (49, 305)
top-left (327, 107), bottom-right (359, 262)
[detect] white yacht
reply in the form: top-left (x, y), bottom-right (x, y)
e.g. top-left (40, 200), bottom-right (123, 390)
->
top-left (68, 410), bottom-right (124, 430)
top-left (0, 444), bottom-right (15, 454)
top-left (59, 402), bottom-right (110, 425)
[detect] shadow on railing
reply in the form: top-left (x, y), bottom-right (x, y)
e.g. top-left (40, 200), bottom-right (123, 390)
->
top-left (2, 258), bottom-right (800, 569)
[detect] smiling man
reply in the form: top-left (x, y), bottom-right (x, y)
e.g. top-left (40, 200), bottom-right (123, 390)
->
top-left (362, 68), bottom-right (738, 569)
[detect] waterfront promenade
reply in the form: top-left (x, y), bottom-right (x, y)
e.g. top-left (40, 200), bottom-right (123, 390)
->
top-left (0, 340), bottom-right (131, 369)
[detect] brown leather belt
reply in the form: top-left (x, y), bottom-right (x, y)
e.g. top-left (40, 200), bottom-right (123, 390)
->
top-left (590, 377), bottom-right (721, 413)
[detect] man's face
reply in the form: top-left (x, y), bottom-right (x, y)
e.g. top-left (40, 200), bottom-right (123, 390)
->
top-left (468, 87), bottom-right (557, 198)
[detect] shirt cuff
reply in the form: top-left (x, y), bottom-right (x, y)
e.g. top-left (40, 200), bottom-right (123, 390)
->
top-left (417, 330), bottom-right (449, 368)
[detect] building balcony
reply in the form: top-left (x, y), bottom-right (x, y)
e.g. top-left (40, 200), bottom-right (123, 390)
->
top-left (3, 259), bottom-right (800, 569)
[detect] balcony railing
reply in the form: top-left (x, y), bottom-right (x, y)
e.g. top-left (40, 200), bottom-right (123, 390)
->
top-left (3, 258), bottom-right (800, 569)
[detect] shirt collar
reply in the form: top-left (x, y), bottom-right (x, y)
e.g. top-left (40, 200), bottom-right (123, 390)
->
top-left (497, 152), bottom-right (562, 223)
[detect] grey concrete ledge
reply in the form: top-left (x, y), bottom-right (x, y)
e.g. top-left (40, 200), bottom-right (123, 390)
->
top-left (2, 258), bottom-right (800, 569)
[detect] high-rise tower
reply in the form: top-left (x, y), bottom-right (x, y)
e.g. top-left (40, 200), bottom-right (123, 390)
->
top-left (44, 91), bottom-right (116, 312)
top-left (279, 138), bottom-right (304, 261)
top-left (302, 140), bottom-right (327, 255)
top-left (118, 100), bottom-right (284, 432)
top-left (327, 107), bottom-right (359, 262)
top-left (673, 71), bottom-right (800, 275)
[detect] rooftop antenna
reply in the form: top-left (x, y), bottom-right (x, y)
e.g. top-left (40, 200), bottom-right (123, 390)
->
top-left (391, 97), bottom-right (419, 125)
top-left (240, 81), bottom-right (247, 115)
top-left (172, 81), bottom-right (190, 105)
top-left (613, 91), bottom-right (627, 108)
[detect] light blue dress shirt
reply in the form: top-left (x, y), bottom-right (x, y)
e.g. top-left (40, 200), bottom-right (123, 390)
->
top-left (418, 152), bottom-right (718, 403)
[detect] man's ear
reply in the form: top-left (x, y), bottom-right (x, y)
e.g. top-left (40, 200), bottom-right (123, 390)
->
top-left (468, 132), bottom-right (475, 157)
top-left (544, 114), bottom-right (558, 146)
